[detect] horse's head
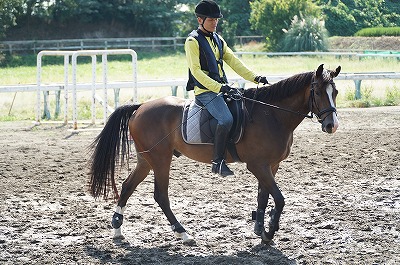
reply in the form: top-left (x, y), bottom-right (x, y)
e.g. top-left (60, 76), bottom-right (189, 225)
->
top-left (311, 64), bottom-right (341, 134)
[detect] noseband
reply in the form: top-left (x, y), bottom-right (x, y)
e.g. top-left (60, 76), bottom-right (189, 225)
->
top-left (309, 78), bottom-right (337, 124)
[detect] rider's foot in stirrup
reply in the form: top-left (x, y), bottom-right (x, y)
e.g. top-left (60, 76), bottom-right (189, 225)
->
top-left (212, 160), bottom-right (234, 176)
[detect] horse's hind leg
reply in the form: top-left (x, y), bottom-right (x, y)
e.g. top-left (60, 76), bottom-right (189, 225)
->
top-left (112, 154), bottom-right (151, 240)
top-left (152, 160), bottom-right (195, 245)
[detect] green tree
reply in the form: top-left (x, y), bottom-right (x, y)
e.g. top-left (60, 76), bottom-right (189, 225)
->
top-left (385, 0), bottom-right (400, 26)
top-left (0, 0), bottom-right (23, 38)
top-left (250, 0), bottom-right (321, 51)
top-left (64, 0), bottom-right (184, 36)
top-left (319, 1), bottom-right (356, 36)
top-left (220, 0), bottom-right (254, 36)
top-left (3, 0), bottom-right (198, 39)
top-left (318, 0), bottom-right (400, 36)
top-left (49, 0), bottom-right (79, 23)
top-left (218, 0), bottom-right (258, 47)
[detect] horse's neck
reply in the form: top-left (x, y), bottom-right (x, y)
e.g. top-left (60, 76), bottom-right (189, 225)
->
top-left (270, 86), bottom-right (310, 132)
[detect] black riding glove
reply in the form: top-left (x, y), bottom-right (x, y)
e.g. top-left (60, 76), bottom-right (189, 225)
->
top-left (220, 85), bottom-right (232, 93)
top-left (255, 76), bottom-right (269, 85)
top-left (226, 88), bottom-right (242, 100)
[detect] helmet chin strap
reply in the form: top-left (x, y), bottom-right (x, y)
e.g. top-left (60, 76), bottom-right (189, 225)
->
top-left (200, 17), bottom-right (214, 36)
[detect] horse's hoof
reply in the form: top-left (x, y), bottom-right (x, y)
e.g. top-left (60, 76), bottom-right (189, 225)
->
top-left (261, 230), bottom-right (273, 244)
top-left (175, 232), bottom-right (196, 246)
top-left (261, 237), bottom-right (272, 245)
top-left (113, 227), bottom-right (125, 240)
top-left (183, 237), bottom-right (196, 246)
top-left (113, 234), bottom-right (125, 240)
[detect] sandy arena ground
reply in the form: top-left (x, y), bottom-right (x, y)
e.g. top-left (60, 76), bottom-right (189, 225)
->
top-left (0, 106), bottom-right (399, 264)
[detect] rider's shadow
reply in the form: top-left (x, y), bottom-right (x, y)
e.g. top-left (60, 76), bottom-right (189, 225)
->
top-left (85, 240), bottom-right (295, 264)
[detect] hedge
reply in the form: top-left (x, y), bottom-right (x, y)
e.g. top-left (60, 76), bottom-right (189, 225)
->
top-left (355, 27), bottom-right (400, 37)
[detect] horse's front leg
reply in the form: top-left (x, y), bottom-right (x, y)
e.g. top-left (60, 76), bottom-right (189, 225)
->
top-left (253, 183), bottom-right (268, 236)
top-left (261, 183), bottom-right (285, 243)
top-left (262, 165), bottom-right (284, 242)
top-left (249, 164), bottom-right (285, 243)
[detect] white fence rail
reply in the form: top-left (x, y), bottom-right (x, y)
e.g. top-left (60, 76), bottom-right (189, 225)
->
top-left (235, 51), bottom-right (400, 59)
top-left (35, 49), bottom-right (137, 129)
top-left (1, 72), bottom-right (399, 126)
top-left (0, 36), bottom-right (264, 54)
top-left (1, 73), bottom-right (399, 94)
top-left (1, 49), bottom-right (399, 128)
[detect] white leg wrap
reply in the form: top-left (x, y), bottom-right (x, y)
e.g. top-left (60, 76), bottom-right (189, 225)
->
top-left (113, 227), bottom-right (125, 240)
top-left (115, 206), bottom-right (126, 215)
top-left (113, 206), bottom-right (126, 240)
top-left (174, 231), bottom-right (195, 245)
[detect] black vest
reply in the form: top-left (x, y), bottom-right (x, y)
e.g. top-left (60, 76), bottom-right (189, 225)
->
top-left (186, 29), bottom-right (228, 91)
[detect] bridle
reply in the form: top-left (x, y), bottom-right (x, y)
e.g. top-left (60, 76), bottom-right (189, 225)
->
top-left (232, 76), bottom-right (338, 123)
top-left (309, 78), bottom-right (337, 123)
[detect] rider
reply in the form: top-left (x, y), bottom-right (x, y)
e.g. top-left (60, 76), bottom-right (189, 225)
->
top-left (185, 0), bottom-right (268, 176)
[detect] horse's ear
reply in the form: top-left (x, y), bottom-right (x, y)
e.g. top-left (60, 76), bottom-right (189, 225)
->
top-left (316, 64), bottom-right (324, 77)
top-left (333, 66), bottom-right (341, 77)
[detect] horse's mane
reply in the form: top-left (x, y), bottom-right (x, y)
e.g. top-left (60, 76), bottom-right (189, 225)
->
top-left (244, 71), bottom-right (314, 102)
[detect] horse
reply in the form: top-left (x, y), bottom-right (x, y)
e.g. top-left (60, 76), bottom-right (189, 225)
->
top-left (88, 64), bottom-right (341, 244)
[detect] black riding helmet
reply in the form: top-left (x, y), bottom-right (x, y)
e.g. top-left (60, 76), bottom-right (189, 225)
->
top-left (195, 0), bottom-right (223, 19)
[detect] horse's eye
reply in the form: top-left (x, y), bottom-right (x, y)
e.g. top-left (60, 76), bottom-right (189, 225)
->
top-left (334, 89), bottom-right (338, 96)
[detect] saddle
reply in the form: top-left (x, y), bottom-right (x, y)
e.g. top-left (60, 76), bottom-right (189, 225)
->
top-left (181, 96), bottom-right (245, 161)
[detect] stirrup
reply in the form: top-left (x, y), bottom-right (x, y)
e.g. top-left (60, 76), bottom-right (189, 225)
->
top-left (212, 160), bottom-right (234, 176)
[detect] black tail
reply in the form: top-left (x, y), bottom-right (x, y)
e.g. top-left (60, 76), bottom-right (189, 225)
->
top-left (88, 104), bottom-right (141, 199)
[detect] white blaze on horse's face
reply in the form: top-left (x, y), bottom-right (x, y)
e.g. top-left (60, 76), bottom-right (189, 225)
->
top-left (326, 83), bottom-right (339, 133)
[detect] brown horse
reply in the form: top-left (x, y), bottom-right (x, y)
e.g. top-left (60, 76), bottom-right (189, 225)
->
top-left (89, 64), bottom-right (341, 244)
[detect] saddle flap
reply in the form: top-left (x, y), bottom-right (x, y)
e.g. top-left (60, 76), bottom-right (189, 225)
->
top-left (182, 98), bottom-right (245, 145)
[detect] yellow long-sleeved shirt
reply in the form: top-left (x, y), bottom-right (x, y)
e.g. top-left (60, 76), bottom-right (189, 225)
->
top-left (185, 33), bottom-right (258, 96)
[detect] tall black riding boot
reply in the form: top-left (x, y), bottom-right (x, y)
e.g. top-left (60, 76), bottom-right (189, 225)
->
top-left (212, 125), bottom-right (234, 176)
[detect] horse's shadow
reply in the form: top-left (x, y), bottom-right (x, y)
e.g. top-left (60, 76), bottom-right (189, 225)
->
top-left (85, 239), bottom-right (296, 265)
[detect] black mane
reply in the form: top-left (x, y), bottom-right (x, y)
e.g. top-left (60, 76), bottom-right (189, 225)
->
top-left (244, 71), bottom-right (314, 102)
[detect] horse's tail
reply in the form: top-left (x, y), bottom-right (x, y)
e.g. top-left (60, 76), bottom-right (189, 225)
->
top-left (88, 104), bottom-right (141, 200)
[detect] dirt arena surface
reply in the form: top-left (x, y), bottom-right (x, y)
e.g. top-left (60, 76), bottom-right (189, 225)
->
top-left (0, 106), bottom-right (399, 264)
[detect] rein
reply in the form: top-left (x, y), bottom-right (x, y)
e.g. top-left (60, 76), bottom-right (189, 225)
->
top-left (137, 77), bottom-right (337, 155)
top-left (137, 92), bottom-right (224, 155)
top-left (240, 95), bottom-right (314, 119)
top-left (238, 78), bottom-right (337, 123)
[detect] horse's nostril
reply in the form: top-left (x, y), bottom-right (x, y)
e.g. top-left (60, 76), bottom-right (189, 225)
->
top-left (323, 123), bottom-right (333, 133)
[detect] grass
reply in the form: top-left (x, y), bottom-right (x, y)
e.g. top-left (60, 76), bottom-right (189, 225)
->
top-left (1, 49), bottom-right (399, 121)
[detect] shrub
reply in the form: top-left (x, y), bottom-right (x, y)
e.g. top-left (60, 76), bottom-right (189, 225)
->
top-left (362, 86), bottom-right (374, 101)
top-left (250, 0), bottom-right (320, 51)
top-left (344, 88), bottom-right (356, 101)
top-left (355, 27), bottom-right (400, 37)
top-left (281, 14), bottom-right (329, 52)
top-left (384, 86), bottom-right (400, 106)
